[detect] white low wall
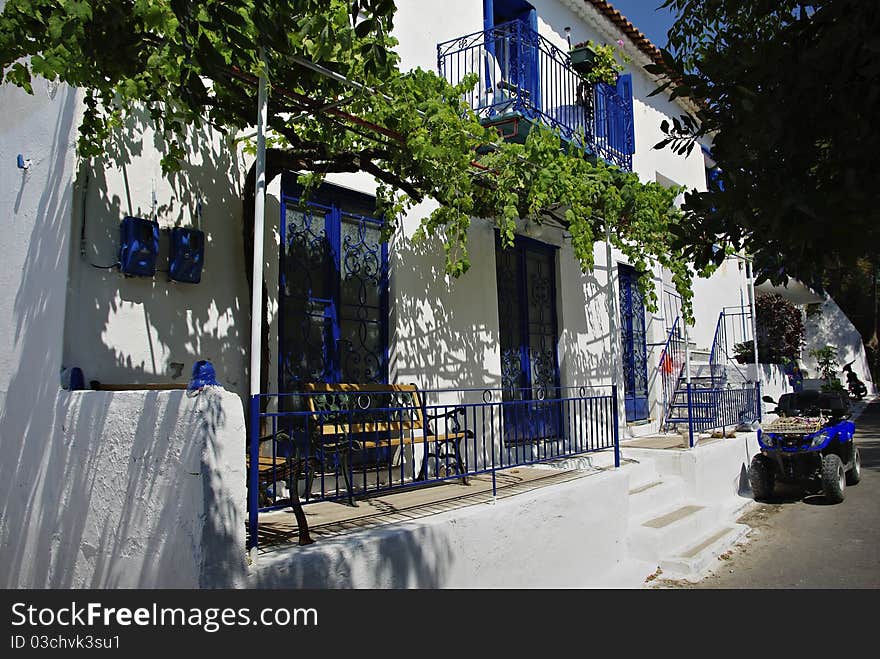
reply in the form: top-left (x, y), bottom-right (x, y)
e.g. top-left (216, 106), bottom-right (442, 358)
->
top-left (624, 432), bottom-right (761, 510)
top-left (250, 468), bottom-right (631, 588)
top-left (0, 387), bottom-right (247, 588)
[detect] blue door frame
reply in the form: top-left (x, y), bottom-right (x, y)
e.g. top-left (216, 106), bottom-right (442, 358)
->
top-left (495, 234), bottom-right (561, 442)
top-left (618, 264), bottom-right (649, 422)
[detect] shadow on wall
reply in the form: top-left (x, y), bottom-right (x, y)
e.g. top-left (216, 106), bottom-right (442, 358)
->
top-left (63, 106), bottom-right (249, 399)
top-left (558, 255), bottom-right (617, 388)
top-left (1, 389), bottom-right (245, 588)
top-left (253, 524), bottom-right (455, 588)
top-left (0, 84), bottom-right (79, 587)
top-left (802, 297), bottom-right (875, 392)
top-left (390, 224), bottom-right (500, 394)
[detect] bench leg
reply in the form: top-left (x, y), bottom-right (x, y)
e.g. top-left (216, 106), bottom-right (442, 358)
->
top-left (341, 451), bottom-right (356, 507)
top-left (289, 460), bottom-right (314, 546)
top-left (453, 438), bottom-right (469, 485)
top-left (416, 441), bottom-right (430, 481)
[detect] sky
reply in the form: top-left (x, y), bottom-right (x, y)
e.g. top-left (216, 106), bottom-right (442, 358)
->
top-left (604, 0), bottom-right (677, 49)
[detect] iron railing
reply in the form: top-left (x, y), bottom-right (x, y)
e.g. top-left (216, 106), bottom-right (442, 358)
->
top-left (247, 385), bottom-right (619, 545)
top-left (437, 20), bottom-right (633, 170)
top-left (709, 306), bottom-right (754, 387)
top-left (657, 317), bottom-right (687, 429)
top-left (683, 383), bottom-right (761, 446)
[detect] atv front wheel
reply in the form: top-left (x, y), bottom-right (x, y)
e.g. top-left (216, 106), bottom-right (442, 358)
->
top-left (821, 454), bottom-right (846, 503)
top-left (846, 447), bottom-right (862, 486)
top-left (749, 454), bottom-right (775, 501)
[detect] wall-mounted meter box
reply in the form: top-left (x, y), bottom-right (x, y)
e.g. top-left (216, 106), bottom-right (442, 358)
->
top-left (168, 227), bottom-right (205, 284)
top-left (118, 216), bottom-right (160, 277)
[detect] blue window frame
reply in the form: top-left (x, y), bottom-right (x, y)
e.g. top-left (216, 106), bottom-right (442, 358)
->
top-left (278, 175), bottom-right (389, 392)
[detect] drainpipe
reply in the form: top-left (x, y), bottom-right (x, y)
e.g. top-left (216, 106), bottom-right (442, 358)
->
top-left (249, 49), bottom-right (269, 403)
top-left (684, 315), bottom-right (693, 447)
top-left (746, 259), bottom-right (761, 420)
top-left (247, 49), bottom-right (269, 555)
top-left (605, 225), bottom-right (622, 443)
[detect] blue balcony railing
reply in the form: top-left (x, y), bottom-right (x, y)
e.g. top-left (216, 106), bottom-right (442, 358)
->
top-left (437, 20), bottom-right (633, 170)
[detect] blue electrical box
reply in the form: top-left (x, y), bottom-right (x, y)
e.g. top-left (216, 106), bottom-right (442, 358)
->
top-left (168, 227), bottom-right (205, 283)
top-left (118, 216), bottom-right (160, 277)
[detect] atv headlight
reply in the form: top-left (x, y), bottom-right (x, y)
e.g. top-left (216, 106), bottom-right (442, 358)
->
top-left (762, 434), bottom-right (775, 448)
top-left (810, 430), bottom-right (830, 448)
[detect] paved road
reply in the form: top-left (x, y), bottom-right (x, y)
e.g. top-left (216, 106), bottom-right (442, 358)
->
top-left (661, 399), bottom-right (880, 588)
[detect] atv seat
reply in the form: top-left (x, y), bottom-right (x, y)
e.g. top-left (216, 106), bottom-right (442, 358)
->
top-left (778, 390), bottom-right (849, 417)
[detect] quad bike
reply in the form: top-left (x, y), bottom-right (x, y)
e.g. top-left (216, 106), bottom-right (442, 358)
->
top-left (749, 390), bottom-right (860, 504)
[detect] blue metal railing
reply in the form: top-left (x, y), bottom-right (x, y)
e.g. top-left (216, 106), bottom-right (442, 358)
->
top-left (657, 317), bottom-right (687, 429)
top-left (684, 384), bottom-right (761, 447)
top-left (709, 306), bottom-right (753, 387)
top-left (247, 385), bottom-right (618, 548)
top-left (437, 20), bottom-right (633, 170)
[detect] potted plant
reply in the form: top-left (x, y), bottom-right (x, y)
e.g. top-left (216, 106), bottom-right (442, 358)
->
top-left (569, 41), bottom-right (597, 74)
top-left (569, 39), bottom-right (630, 85)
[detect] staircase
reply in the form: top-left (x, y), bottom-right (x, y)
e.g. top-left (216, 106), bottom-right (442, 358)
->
top-left (659, 308), bottom-right (756, 434)
top-left (623, 453), bottom-right (751, 582)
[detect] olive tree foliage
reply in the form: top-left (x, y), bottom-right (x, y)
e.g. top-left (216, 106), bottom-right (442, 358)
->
top-left (0, 0), bottom-right (706, 320)
top-left (649, 0), bottom-right (880, 292)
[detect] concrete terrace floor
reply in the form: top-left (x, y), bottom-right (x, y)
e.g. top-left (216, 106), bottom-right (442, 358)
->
top-left (253, 460), bottom-right (616, 553)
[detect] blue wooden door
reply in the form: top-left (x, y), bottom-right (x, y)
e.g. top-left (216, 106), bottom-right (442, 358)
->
top-left (496, 236), bottom-right (561, 443)
top-left (618, 264), bottom-right (649, 422)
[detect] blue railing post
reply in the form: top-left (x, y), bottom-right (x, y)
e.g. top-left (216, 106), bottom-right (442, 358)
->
top-left (247, 394), bottom-right (260, 551)
top-left (611, 385), bottom-right (621, 468)
top-left (686, 382), bottom-right (695, 448)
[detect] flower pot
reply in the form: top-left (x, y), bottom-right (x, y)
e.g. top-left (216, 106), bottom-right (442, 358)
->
top-left (569, 46), bottom-right (597, 75)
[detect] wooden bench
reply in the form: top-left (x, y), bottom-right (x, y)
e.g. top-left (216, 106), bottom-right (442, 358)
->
top-left (303, 383), bottom-right (471, 506)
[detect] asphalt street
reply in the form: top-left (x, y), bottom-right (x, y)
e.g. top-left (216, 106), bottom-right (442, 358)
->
top-left (660, 398), bottom-right (880, 588)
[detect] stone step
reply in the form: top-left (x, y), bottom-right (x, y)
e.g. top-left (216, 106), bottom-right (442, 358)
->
top-left (628, 503), bottom-right (717, 562)
top-left (619, 455), bottom-right (661, 492)
top-left (658, 523), bottom-right (751, 582)
top-left (628, 476), bottom-right (686, 520)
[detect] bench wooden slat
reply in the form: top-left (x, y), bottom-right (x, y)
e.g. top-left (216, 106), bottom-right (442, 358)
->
top-left (319, 421), bottom-right (420, 435)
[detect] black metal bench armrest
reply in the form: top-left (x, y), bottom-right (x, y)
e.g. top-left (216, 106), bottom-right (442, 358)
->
top-left (424, 406), bottom-right (466, 420)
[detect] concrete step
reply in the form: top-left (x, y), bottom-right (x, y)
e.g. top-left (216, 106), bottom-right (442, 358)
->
top-left (628, 476), bottom-right (686, 520)
top-left (658, 523), bottom-right (751, 582)
top-left (619, 455), bottom-right (660, 492)
top-left (628, 503), bottom-right (717, 562)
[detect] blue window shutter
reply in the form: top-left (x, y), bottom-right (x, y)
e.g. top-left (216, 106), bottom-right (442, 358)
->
top-left (616, 73), bottom-right (634, 154)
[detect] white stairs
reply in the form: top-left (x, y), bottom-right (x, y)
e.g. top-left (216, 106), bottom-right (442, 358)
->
top-left (623, 455), bottom-right (750, 582)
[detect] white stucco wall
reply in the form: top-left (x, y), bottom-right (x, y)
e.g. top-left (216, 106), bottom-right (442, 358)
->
top-left (0, 387), bottom-right (247, 588)
top-left (251, 466), bottom-right (631, 588)
top-left (63, 118), bottom-right (250, 401)
top-left (801, 295), bottom-right (875, 394)
top-left (690, 257), bottom-right (753, 351)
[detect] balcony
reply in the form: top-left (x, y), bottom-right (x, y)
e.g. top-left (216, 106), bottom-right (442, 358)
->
top-left (437, 20), bottom-right (634, 170)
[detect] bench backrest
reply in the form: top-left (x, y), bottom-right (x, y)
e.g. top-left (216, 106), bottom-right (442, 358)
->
top-left (302, 383), bottom-right (426, 437)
